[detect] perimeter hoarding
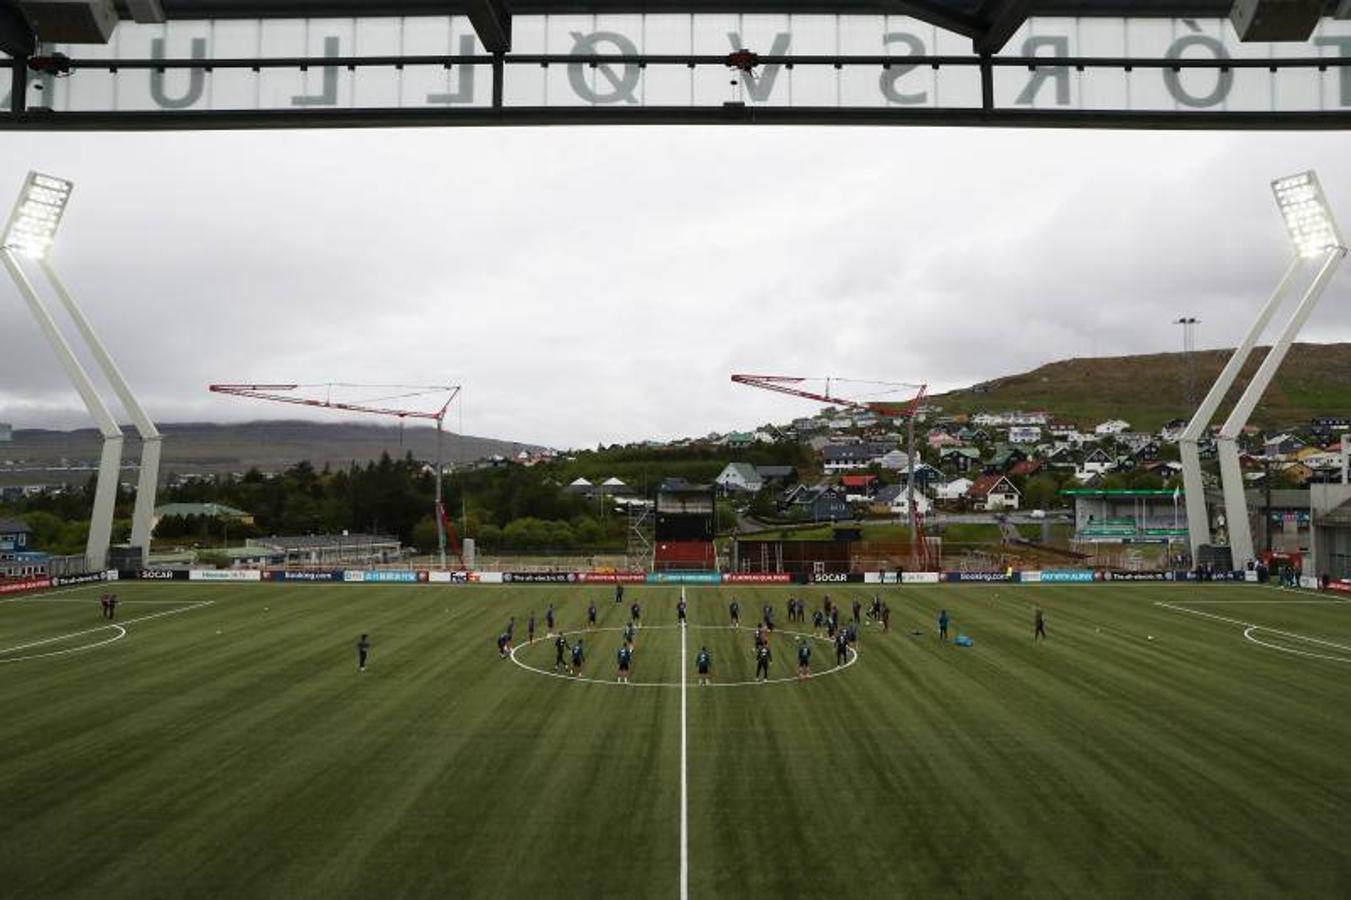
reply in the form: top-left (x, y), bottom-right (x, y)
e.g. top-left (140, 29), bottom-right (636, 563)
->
top-left (6, 14), bottom-right (1350, 127)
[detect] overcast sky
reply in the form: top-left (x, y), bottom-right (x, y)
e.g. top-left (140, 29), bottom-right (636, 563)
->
top-left (2, 126), bottom-right (1350, 449)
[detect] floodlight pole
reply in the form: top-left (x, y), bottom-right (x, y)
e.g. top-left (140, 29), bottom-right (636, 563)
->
top-left (1179, 256), bottom-right (1303, 564)
top-left (39, 259), bottom-right (161, 565)
top-left (1216, 247), bottom-right (1346, 569)
top-left (1, 249), bottom-right (123, 571)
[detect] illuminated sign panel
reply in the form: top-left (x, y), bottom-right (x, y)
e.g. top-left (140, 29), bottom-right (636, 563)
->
top-left (2, 15), bottom-right (1350, 120)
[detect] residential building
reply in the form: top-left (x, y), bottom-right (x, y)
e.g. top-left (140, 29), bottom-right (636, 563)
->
top-left (822, 443), bottom-right (889, 472)
top-left (1008, 425), bottom-right (1042, 445)
top-left (0, 422), bottom-right (10, 443)
top-left (725, 432), bottom-right (755, 449)
top-left (873, 484), bottom-right (932, 517)
top-left (0, 517), bottom-right (33, 552)
top-left (987, 445), bottom-right (1027, 473)
top-left (939, 446), bottom-right (982, 474)
top-left (967, 474), bottom-right (1021, 511)
top-left (715, 462), bottom-right (763, 494)
top-left (840, 474), bottom-right (878, 500)
top-left (1080, 447), bottom-right (1115, 476)
top-left (1265, 433), bottom-right (1306, 458)
top-left (1094, 419), bottom-right (1131, 436)
top-left (934, 477), bottom-right (974, 501)
top-left (754, 465), bottom-right (798, 487)
top-left (972, 411), bottom-right (1050, 427)
top-left (878, 449), bottom-right (914, 471)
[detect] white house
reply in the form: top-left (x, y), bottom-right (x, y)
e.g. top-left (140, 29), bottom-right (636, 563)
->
top-left (967, 474), bottom-right (1021, 511)
top-left (875, 484), bottom-right (932, 517)
top-left (1094, 419), bottom-right (1131, 436)
top-left (1008, 425), bottom-right (1042, 445)
top-left (715, 462), bottom-right (763, 493)
top-left (934, 477), bottom-right (974, 501)
top-left (878, 449), bottom-right (915, 471)
top-left (1080, 447), bottom-right (1115, 476)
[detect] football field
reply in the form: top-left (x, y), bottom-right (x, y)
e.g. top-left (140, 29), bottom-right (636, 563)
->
top-left (2, 581), bottom-right (1349, 898)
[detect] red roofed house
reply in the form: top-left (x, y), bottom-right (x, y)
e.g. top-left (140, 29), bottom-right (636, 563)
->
top-left (840, 474), bottom-right (878, 501)
top-left (967, 474), bottom-right (1021, 511)
top-left (1009, 459), bottom-right (1043, 478)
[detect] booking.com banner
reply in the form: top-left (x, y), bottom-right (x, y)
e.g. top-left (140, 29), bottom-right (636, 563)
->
top-left (10, 15), bottom-right (1351, 116)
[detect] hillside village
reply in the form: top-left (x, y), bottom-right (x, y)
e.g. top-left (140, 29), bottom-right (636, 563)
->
top-left (672, 406), bottom-right (1351, 524)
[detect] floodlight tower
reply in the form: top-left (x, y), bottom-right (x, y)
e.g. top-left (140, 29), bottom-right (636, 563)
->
top-left (1, 173), bottom-right (124, 570)
top-left (1179, 171), bottom-right (1346, 567)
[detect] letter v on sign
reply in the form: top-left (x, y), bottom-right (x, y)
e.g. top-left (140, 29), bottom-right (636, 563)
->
top-left (727, 32), bottom-right (791, 101)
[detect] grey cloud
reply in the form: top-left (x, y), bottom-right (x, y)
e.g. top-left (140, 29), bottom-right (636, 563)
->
top-left (2, 126), bottom-right (1350, 448)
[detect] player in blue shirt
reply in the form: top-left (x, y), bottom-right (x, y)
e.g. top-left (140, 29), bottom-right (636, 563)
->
top-left (677, 598), bottom-right (687, 625)
top-left (615, 582), bottom-right (624, 605)
top-left (545, 603), bottom-right (556, 633)
top-left (623, 621), bottom-right (636, 648)
top-left (570, 638), bottom-right (585, 675)
top-left (617, 644), bottom-right (633, 683)
top-left (630, 601), bottom-right (641, 627)
top-left (754, 643), bottom-right (772, 682)
top-left (587, 600), bottom-right (597, 630)
top-left (729, 598), bottom-right (740, 627)
top-left (695, 646), bottom-right (712, 685)
top-left (938, 609), bottom-right (950, 642)
top-left (527, 612), bottom-right (536, 645)
top-left (796, 639), bottom-right (811, 679)
top-left (554, 633), bottom-right (569, 671)
top-left (496, 631), bottom-right (510, 659)
top-left (357, 633), bottom-right (371, 672)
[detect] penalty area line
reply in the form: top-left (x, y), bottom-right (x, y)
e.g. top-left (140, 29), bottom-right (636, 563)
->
top-left (0, 600), bottom-right (215, 664)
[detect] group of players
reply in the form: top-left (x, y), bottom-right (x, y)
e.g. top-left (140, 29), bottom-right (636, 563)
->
top-left (493, 584), bottom-right (885, 683)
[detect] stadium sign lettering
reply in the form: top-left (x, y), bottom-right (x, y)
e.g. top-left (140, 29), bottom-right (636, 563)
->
top-left (52, 572), bottom-right (109, 587)
top-left (502, 572), bottom-right (578, 583)
top-left (0, 577), bottom-right (52, 594)
top-left (17, 16), bottom-right (1351, 117)
top-left (811, 572), bottom-right (851, 583)
top-left (1040, 571), bottom-right (1097, 583)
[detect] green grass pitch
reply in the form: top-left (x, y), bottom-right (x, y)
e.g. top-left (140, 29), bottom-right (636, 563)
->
top-left (2, 581), bottom-right (1350, 898)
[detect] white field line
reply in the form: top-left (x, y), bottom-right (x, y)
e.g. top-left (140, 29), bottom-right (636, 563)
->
top-left (679, 586), bottom-right (689, 900)
top-left (0, 626), bottom-right (127, 664)
top-left (1156, 600), bottom-right (1351, 656)
top-left (1173, 600), bottom-right (1350, 605)
top-left (507, 624), bottom-right (858, 689)
top-left (1243, 626), bottom-right (1351, 664)
top-left (0, 600), bottom-right (214, 663)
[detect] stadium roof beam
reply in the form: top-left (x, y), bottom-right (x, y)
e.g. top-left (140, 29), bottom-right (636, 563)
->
top-left (465, 0), bottom-right (511, 53)
top-left (0, 2), bottom-right (36, 57)
top-left (974, 0), bottom-right (1034, 54)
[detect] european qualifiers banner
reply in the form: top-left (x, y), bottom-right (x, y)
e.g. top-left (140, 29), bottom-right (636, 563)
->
top-left (5, 14), bottom-right (1351, 127)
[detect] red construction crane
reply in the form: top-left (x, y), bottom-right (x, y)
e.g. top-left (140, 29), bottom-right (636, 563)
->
top-left (731, 373), bottom-right (935, 570)
top-left (729, 374), bottom-right (927, 418)
top-left (208, 382), bottom-right (465, 567)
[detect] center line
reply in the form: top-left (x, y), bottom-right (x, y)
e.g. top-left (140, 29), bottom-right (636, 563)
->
top-left (679, 585), bottom-right (689, 900)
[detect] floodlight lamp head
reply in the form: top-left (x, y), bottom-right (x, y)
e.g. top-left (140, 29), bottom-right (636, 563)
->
top-left (2, 172), bottom-right (74, 260)
top-left (1271, 170), bottom-right (1344, 259)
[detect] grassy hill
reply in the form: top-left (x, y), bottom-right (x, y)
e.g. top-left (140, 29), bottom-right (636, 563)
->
top-left (930, 342), bottom-right (1351, 433)
top-left (0, 420), bottom-right (547, 487)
